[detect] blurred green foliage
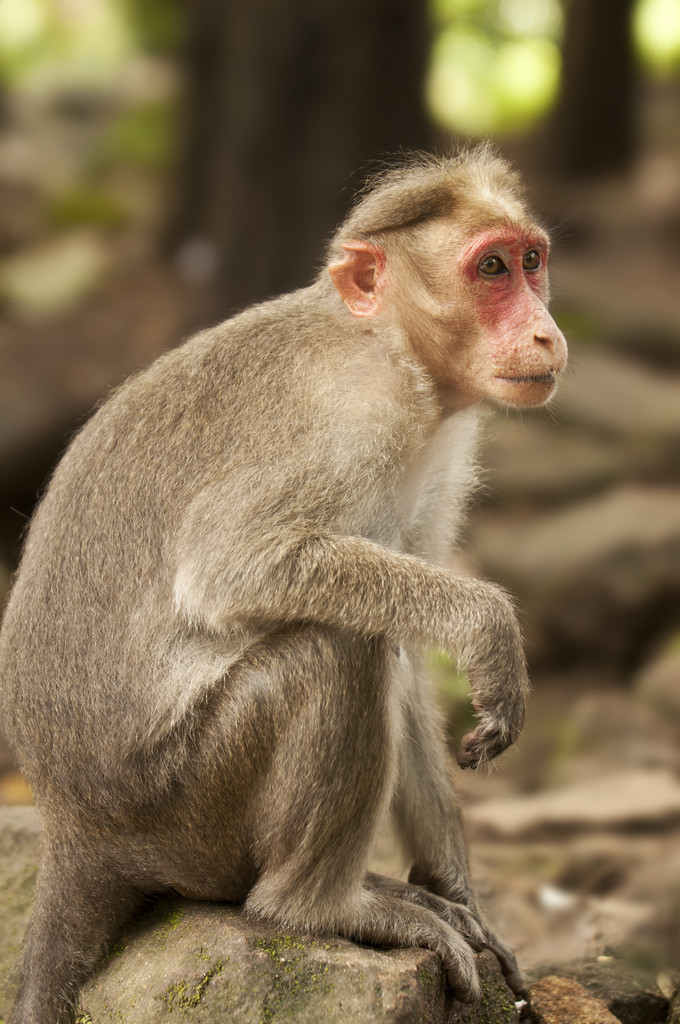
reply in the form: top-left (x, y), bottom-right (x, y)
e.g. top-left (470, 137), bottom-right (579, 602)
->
top-left (428, 0), bottom-right (564, 135)
top-left (0, 0), bottom-right (677, 248)
top-left (48, 187), bottom-right (128, 229)
top-left (635, 0), bottom-right (680, 73)
top-left (124, 0), bottom-right (184, 54)
top-left (427, 649), bottom-right (477, 742)
top-left (428, 0), bottom-right (680, 136)
top-left (0, 0), bottom-right (181, 318)
top-left (0, 0), bottom-right (182, 83)
top-left (100, 101), bottom-right (175, 169)
top-left (0, 0), bottom-right (132, 86)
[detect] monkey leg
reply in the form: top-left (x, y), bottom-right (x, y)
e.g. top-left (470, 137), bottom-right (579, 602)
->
top-left (249, 868), bottom-right (484, 1002)
top-left (9, 842), bottom-right (142, 1024)
top-left (235, 627), bottom-right (484, 1001)
top-left (391, 651), bottom-right (525, 998)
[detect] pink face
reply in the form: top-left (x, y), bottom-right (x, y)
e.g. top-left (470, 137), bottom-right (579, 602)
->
top-left (329, 223), bottom-right (567, 412)
top-left (458, 227), bottom-right (567, 407)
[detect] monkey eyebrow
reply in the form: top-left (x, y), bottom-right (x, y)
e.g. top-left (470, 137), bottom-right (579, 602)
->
top-left (460, 228), bottom-right (550, 267)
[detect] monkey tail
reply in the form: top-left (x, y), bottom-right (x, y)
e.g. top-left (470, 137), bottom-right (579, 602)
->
top-left (9, 843), bottom-right (142, 1024)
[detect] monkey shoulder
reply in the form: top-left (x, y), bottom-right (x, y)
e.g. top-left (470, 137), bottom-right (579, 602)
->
top-left (170, 289), bottom-right (438, 476)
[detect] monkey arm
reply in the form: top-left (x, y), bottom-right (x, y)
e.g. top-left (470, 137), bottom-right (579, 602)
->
top-left (173, 517), bottom-right (528, 767)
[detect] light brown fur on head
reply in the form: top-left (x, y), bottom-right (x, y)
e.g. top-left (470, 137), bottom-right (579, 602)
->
top-left (329, 145), bottom-right (526, 253)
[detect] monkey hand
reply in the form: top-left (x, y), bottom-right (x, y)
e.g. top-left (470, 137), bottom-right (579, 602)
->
top-left (456, 662), bottom-right (529, 769)
top-left (452, 586), bottom-right (529, 769)
top-left (457, 716), bottom-right (513, 769)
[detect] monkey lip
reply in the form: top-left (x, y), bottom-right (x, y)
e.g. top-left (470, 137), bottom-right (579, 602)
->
top-left (495, 371), bottom-right (557, 385)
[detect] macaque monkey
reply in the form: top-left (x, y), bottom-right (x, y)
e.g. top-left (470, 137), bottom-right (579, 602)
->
top-left (0, 145), bottom-right (566, 1023)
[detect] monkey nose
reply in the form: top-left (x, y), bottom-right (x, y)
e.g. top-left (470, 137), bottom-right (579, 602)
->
top-left (533, 327), bottom-right (568, 369)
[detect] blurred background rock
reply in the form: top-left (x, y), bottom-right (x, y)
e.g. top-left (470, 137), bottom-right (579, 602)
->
top-left (0, 0), bottom-right (678, 982)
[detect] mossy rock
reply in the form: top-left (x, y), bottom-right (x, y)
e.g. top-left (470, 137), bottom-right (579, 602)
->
top-left (0, 806), bottom-right (519, 1023)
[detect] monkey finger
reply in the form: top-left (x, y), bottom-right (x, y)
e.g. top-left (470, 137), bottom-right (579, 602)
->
top-left (441, 942), bottom-right (482, 1003)
top-left (447, 965), bottom-right (480, 1004)
top-left (457, 722), bottom-right (511, 769)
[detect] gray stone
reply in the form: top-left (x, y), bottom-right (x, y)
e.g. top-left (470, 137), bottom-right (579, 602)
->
top-left (78, 902), bottom-right (518, 1024)
top-left (469, 485), bottom-right (680, 664)
top-left (481, 420), bottom-right (635, 506)
top-left (467, 769), bottom-right (680, 838)
top-left (552, 348), bottom-right (680, 442)
top-left (0, 807), bottom-right (519, 1024)
top-left (635, 642), bottom-right (680, 718)
top-left (471, 486), bottom-right (680, 591)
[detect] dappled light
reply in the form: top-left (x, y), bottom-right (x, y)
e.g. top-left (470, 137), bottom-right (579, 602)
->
top-left (428, 0), bottom-right (564, 135)
top-left (428, 0), bottom-right (680, 136)
top-left (0, 0), bottom-right (132, 83)
top-left (428, 25), bottom-right (561, 135)
top-left (634, 0), bottom-right (680, 72)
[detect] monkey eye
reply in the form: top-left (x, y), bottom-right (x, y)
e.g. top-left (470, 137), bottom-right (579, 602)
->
top-left (522, 249), bottom-right (542, 272)
top-left (478, 255), bottom-right (507, 278)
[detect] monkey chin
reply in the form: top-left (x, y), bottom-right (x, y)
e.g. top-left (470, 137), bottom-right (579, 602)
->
top-left (490, 372), bottom-right (559, 409)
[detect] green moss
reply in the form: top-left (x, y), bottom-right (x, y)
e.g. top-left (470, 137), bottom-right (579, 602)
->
top-left (158, 906), bottom-right (186, 932)
top-left (160, 959), bottom-right (225, 1011)
top-left (255, 935), bottom-right (335, 1023)
top-left (148, 901), bottom-right (187, 946)
top-left (417, 963), bottom-right (441, 988)
top-left (75, 1013), bottom-right (93, 1024)
top-left (477, 969), bottom-right (518, 1023)
top-left (256, 935), bottom-right (306, 962)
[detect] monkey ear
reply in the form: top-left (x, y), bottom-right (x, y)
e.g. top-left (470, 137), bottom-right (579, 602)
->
top-left (328, 242), bottom-right (384, 317)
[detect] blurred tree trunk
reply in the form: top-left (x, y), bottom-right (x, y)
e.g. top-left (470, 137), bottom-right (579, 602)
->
top-left (167, 0), bottom-right (431, 318)
top-left (548, 0), bottom-right (637, 177)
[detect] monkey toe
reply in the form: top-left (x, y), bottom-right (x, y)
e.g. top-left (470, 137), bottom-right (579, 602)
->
top-left (370, 875), bottom-right (487, 948)
top-left (482, 939), bottom-right (527, 998)
top-left (445, 957), bottom-right (482, 1003)
top-left (432, 899), bottom-right (487, 946)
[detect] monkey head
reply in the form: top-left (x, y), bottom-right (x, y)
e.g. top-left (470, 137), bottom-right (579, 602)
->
top-left (329, 180), bottom-right (567, 413)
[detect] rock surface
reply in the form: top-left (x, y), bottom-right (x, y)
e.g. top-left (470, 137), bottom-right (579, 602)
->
top-left (78, 903), bottom-right (518, 1024)
top-left (469, 484), bottom-right (680, 665)
top-left (0, 807), bottom-right (520, 1024)
top-left (530, 975), bottom-right (623, 1024)
top-left (528, 960), bottom-right (671, 1024)
top-left (466, 769), bottom-right (680, 837)
top-left (1, 809), bottom-right (676, 1023)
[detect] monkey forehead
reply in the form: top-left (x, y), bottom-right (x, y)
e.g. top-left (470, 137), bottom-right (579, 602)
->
top-left (459, 225), bottom-right (550, 268)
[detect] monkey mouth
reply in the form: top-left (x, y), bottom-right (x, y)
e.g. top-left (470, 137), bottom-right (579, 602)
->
top-left (495, 371), bottom-right (558, 385)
